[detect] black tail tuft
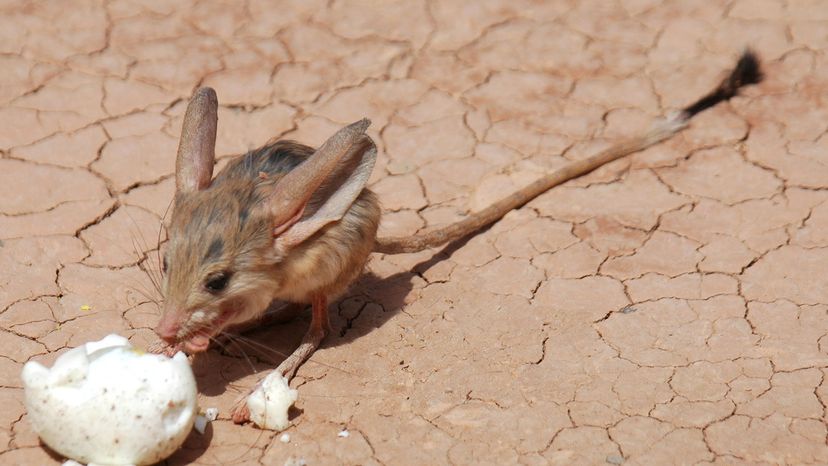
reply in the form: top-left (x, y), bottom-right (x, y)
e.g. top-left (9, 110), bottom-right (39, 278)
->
top-left (681, 48), bottom-right (764, 119)
top-left (728, 49), bottom-right (763, 90)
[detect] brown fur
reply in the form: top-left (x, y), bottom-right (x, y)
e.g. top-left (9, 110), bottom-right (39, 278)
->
top-left (161, 141), bottom-right (380, 343)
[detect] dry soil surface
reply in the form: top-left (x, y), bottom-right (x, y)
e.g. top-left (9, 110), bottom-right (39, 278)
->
top-left (2, 0), bottom-right (828, 465)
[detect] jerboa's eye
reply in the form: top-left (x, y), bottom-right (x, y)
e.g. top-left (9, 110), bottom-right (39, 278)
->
top-left (204, 271), bottom-right (231, 293)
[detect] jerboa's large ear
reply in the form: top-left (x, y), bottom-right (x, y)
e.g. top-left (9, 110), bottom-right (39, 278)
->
top-left (175, 87), bottom-right (217, 193)
top-left (267, 119), bottom-right (377, 249)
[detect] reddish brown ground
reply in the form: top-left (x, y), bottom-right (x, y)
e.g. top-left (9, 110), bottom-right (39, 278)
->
top-left (2, 1), bottom-right (828, 465)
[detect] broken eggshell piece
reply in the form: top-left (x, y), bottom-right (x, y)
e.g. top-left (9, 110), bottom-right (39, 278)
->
top-left (246, 372), bottom-right (298, 431)
top-left (21, 334), bottom-right (198, 466)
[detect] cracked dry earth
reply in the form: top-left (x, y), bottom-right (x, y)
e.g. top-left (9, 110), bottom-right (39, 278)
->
top-left (2, 1), bottom-right (828, 465)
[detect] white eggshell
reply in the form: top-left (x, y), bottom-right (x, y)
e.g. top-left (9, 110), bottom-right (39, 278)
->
top-left (22, 334), bottom-right (198, 466)
top-left (204, 407), bottom-right (218, 421)
top-left (246, 372), bottom-right (298, 431)
top-left (193, 415), bottom-right (209, 435)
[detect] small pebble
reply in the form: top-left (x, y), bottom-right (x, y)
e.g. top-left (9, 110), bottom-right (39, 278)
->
top-left (606, 454), bottom-right (625, 464)
top-left (620, 306), bottom-right (637, 314)
top-left (280, 433), bottom-right (291, 443)
top-left (338, 429), bottom-right (350, 438)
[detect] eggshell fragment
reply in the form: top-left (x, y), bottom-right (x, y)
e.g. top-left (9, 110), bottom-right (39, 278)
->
top-left (193, 407), bottom-right (218, 435)
top-left (246, 372), bottom-right (298, 431)
top-left (193, 415), bottom-right (209, 435)
top-left (22, 334), bottom-right (198, 466)
top-left (204, 407), bottom-right (219, 421)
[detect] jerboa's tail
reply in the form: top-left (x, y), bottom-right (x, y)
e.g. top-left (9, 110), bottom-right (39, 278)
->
top-left (374, 50), bottom-right (763, 254)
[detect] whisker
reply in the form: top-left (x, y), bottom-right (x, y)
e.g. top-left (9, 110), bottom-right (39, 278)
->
top-left (129, 259), bottom-right (162, 303)
top-left (122, 207), bottom-right (167, 301)
top-left (125, 284), bottom-right (160, 307)
top-left (139, 254), bottom-right (163, 297)
top-left (126, 270), bottom-right (158, 302)
top-left (121, 225), bottom-right (164, 311)
top-left (137, 248), bottom-right (164, 299)
top-left (124, 207), bottom-right (155, 259)
top-left (146, 248), bottom-right (165, 292)
top-left (213, 333), bottom-right (258, 377)
top-left (156, 198), bottom-right (173, 280)
top-left (127, 226), bottom-right (153, 274)
top-left (222, 332), bottom-right (356, 377)
top-left (198, 336), bottom-right (253, 397)
top-left (217, 332), bottom-right (293, 361)
top-left (137, 258), bottom-right (160, 296)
